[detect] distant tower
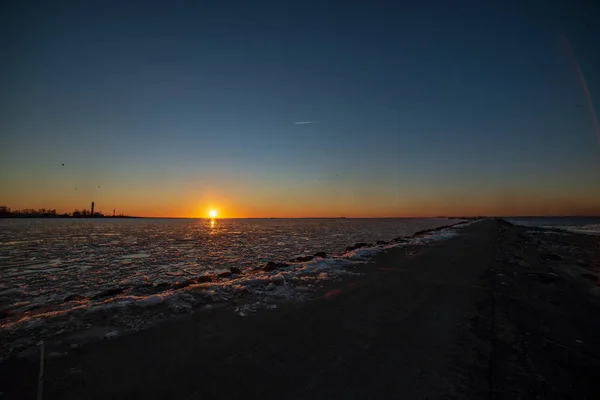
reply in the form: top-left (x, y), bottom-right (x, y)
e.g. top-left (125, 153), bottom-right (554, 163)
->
top-left (113, 209), bottom-right (115, 217)
top-left (91, 201), bottom-right (95, 215)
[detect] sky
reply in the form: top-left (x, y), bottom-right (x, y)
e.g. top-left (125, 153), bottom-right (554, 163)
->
top-left (1, 0), bottom-right (599, 218)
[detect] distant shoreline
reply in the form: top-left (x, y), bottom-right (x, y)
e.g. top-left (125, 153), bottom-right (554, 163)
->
top-left (1, 215), bottom-right (597, 220)
top-left (0, 215), bottom-right (141, 219)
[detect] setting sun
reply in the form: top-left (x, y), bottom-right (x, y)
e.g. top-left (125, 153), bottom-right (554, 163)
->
top-left (208, 210), bottom-right (217, 218)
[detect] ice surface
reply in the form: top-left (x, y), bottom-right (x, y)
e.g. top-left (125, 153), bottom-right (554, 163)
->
top-left (504, 218), bottom-right (600, 235)
top-left (554, 225), bottom-right (600, 235)
top-left (0, 218), bottom-right (460, 310)
top-left (0, 218), bottom-right (466, 356)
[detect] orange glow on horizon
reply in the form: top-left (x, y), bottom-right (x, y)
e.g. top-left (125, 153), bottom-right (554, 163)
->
top-left (2, 184), bottom-right (600, 219)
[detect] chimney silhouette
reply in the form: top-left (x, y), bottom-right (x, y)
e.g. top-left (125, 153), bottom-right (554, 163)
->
top-left (91, 201), bottom-right (95, 216)
top-left (113, 209), bottom-right (115, 217)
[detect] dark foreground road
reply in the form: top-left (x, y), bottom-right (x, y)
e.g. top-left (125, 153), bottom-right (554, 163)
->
top-left (2, 219), bottom-right (600, 399)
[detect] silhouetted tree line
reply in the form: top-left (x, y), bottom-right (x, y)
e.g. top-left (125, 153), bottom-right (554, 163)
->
top-left (0, 207), bottom-right (62, 217)
top-left (0, 206), bottom-right (105, 218)
top-left (71, 209), bottom-right (104, 218)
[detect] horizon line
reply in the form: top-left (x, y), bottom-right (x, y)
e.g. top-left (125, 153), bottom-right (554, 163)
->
top-left (97, 214), bottom-right (600, 219)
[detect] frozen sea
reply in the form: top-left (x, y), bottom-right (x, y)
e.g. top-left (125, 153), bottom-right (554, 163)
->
top-left (0, 217), bottom-right (458, 309)
top-left (0, 217), bottom-right (465, 354)
top-left (503, 217), bottom-right (600, 235)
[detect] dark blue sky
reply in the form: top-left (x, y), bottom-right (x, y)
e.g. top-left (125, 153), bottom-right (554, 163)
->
top-left (1, 0), bottom-right (599, 217)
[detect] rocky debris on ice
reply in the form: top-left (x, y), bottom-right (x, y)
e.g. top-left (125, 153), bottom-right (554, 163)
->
top-left (412, 229), bottom-right (430, 236)
top-left (172, 278), bottom-right (197, 290)
top-left (344, 246), bottom-right (382, 260)
top-left (166, 293), bottom-right (195, 312)
top-left (290, 252), bottom-right (327, 262)
top-left (63, 294), bottom-right (87, 302)
top-left (290, 255), bottom-right (313, 262)
top-left (231, 285), bottom-right (248, 295)
top-left (345, 242), bottom-right (372, 252)
top-left (151, 282), bottom-right (171, 294)
top-left (119, 276), bottom-right (151, 286)
top-left (0, 288), bottom-right (22, 297)
top-left (104, 331), bottom-right (118, 339)
top-left (235, 303), bottom-right (260, 317)
top-left (197, 274), bottom-right (216, 283)
top-left (197, 289), bottom-right (230, 303)
top-left (263, 281), bottom-right (294, 299)
top-left (239, 277), bottom-right (271, 288)
top-left (263, 261), bottom-right (289, 272)
top-left (92, 287), bottom-right (124, 300)
top-left (135, 295), bottom-right (163, 307)
top-left (84, 297), bottom-right (134, 314)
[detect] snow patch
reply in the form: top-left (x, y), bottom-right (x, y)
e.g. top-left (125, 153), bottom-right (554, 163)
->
top-left (105, 331), bottom-right (119, 339)
top-left (343, 246), bottom-right (383, 260)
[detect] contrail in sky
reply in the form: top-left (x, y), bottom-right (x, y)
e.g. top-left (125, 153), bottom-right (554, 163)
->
top-left (560, 33), bottom-right (600, 147)
top-left (294, 121), bottom-right (317, 125)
